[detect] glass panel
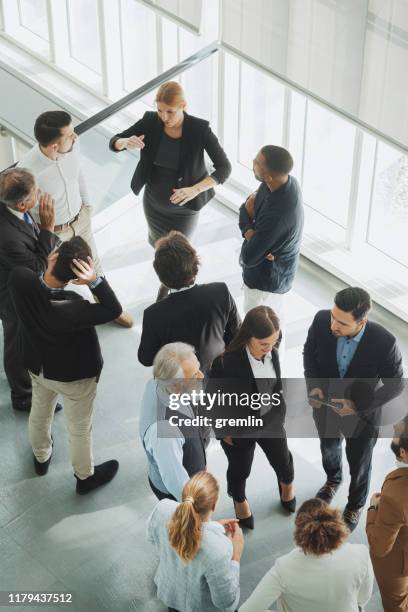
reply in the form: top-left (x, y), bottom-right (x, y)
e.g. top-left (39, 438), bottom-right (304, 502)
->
top-left (367, 143), bottom-right (408, 267)
top-left (120, 0), bottom-right (158, 92)
top-left (67, 0), bottom-right (101, 74)
top-left (302, 102), bottom-right (355, 228)
top-left (19, 0), bottom-right (48, 40)
top-left (237, 62), bottom-right (285, 170)
top-left (181, 54), bottom-right (215, 122)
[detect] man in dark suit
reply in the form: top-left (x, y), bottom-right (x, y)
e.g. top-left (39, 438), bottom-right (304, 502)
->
top-left (8, 237), bottom-right (123, 494)
top-left (138, 231), bottom-right (240, 374)
top-left (0, 168), bottom-right (60, 411)
top-left (239, 146), bottom-right (304, 342)
top-left (303, 287), bottom-right (403, 531)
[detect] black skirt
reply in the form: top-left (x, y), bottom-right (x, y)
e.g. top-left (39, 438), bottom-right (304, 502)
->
top-left (143, 166), bottom-right (199, 247)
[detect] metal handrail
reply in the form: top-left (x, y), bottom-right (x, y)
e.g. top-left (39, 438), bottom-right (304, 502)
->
top-left (75, 41), bottom-right (220, 136)
top-left (75, 37), bottom-right (408, 156)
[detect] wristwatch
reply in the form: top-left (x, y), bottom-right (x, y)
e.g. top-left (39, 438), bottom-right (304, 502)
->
top-left (367, 505), bottom-right (378, 512)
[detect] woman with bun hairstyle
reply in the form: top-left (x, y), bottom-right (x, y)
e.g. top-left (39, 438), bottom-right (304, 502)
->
top-left (109, 81), bottom-right (231, 251)
top-left (239, 498), bottom-right (374, 612)
top-left (147, 471), bottom-right (243, 612)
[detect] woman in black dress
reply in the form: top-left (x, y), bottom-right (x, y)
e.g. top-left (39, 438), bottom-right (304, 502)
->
top-left (109, 81), bottom-right (231, 248)
top-left (209, 306), bottom-right (296, 529)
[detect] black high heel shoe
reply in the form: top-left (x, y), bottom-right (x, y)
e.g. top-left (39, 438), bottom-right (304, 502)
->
top-left (278, 482), bottom-right (297, 514)
top-left (233, 499), bottom-right (254, 530)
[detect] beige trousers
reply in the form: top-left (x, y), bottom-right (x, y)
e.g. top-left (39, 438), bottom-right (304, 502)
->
top-left (55, 205), bottom-right (103, 276)
top-left (29, 372), bottom-right (97, 480)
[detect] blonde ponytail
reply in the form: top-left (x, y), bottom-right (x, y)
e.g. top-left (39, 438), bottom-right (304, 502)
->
top-left (168, 472), bottom-right (219, 562)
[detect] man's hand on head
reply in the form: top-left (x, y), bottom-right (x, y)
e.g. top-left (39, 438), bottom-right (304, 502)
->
top-left (70, 256), bottom-right (97, 285)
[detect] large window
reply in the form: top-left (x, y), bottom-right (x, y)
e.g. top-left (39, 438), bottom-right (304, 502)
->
top-left (2, 0), bottom-right (49, 56)
top-left (368, 143), bottom-right (408, 267)
top-left (119, 0), bottom-right (157, 92)
top-left (19, 0), bottom-right (48, 40)
top-left (302, 102), bottom-right (355, 228)
top-left (67, 0), bottom-right (101, 75)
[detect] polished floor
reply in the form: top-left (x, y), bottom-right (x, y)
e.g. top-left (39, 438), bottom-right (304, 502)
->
top-left (1, 196), bottom-right (406, 611)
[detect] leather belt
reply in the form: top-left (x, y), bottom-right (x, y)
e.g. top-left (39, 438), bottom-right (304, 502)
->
top-left (54, 213), bottom-right (80, 232)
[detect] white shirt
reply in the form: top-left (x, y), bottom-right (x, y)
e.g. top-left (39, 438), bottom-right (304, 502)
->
top-left (239, 543), bottom-right (373, 612)
top-left (7, 207), bottom-right (24, 221)
top-left (246, 347), bottom-right (276, 380)
top-left (169, 283), bottom-right (196, 294)
top-left (17, 140), bottom-right (89, 224)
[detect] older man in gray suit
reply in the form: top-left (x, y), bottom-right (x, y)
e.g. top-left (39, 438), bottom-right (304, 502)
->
top-left (139, 342), bottom-right (207, 501)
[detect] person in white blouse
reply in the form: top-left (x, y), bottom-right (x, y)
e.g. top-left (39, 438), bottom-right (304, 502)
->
top-left (147, 471), bottom-right (244, 612)
top-left (208, 306), bottom-right (296, 530)
top-left (18, 110), bottom-right (133, 328)
top-left (239, 497), bottom-right (374, 612)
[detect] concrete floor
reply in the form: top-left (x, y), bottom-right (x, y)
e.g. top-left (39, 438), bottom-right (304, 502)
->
top-left (1, 197), bottom-right (406, 611)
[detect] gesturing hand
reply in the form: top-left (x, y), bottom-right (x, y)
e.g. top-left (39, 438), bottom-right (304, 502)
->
top-left (70, 256), bottom-right (97, 285)
top-left (170, 186), bottom-right (199, 206)
top-left (218, 518), bottom-right (239, 536)
top-left (38, 192), bottom-right (56, 231)
top-left (125, 135), bottom-right (145, 150)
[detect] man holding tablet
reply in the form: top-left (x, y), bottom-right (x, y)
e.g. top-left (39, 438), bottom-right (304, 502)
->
top-left (303, 287), bottom-right (403, 532)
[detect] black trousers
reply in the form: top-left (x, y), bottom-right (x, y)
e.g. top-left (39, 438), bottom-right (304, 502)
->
top-left (0, 307), bottom-right (31, 406)
top-left (148, 478), bottom-right (176, 502)
top-left (220, 435), bottom-right (294, 503)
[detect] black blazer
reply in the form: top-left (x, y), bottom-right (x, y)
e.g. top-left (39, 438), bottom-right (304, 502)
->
top-left (0, 204), bottom-right (59, 315)
top-left (109, 111), bottom-right (231, 211)
top-left (208, 347), bottom-right (286, 438)
top-left (8, 268), bottom-right (122, 382)
top-left (303, 310), bottom-right (404, 423)
top-left (138, 282), bottom-right (240, 374)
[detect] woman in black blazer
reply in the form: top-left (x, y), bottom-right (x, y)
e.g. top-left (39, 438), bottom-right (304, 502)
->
top-left (209, 306), bottom-right (296, 529)
top-left (109, 81), bottom-right (231, 250)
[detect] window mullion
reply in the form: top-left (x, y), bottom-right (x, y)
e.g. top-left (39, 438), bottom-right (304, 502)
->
top-left (99, 0), bottom-right (124, 100)
top-left (47, 0), bottom-right (69, 64)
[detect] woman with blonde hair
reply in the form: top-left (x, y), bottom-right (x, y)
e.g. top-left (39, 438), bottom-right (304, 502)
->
top-left (147, 471), bottom-right (243, 612)
top-left (109, 81), bottom-right (231, 294)
top-left (239, 498), bottom-right (374, 612)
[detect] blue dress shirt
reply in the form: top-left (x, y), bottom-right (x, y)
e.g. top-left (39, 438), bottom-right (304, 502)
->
top-left (336, 325), bottom-right (366, 378)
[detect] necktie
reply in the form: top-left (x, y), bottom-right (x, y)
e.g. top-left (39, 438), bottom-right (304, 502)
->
top-left (23, 212), bottom-right (33, 225)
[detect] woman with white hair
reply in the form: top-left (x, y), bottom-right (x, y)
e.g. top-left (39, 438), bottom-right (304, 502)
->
top-left (138, 342), bottom-right (206, 501)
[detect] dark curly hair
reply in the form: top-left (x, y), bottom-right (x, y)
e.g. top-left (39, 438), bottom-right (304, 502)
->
top-left (294, 498), bottom-right (348, 556)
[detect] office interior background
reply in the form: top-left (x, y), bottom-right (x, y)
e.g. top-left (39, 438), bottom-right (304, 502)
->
top-left (0, 1), bottom-right (407, 610)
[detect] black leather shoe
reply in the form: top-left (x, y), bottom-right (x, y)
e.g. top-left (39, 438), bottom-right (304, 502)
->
top-left (316, 480), bottom-right (341, 504)
top-left (233, 499), bottom-right (254, 530)
top-left (12, 398), bottom-right (31, 412)
top-left (33, 438), bottom-right (53, 476)
top-left (76, 460), bottom-right (119, 495)
top-left (13, 400), bottom-right (63, 413)
top-left (278, 482), bottom-right (297, 513)
top-left (343, 505), bottom-right (362, 533)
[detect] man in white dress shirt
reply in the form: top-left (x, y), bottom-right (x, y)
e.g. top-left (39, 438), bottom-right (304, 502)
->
top-left (18, 110), bottom-right (133, 328)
